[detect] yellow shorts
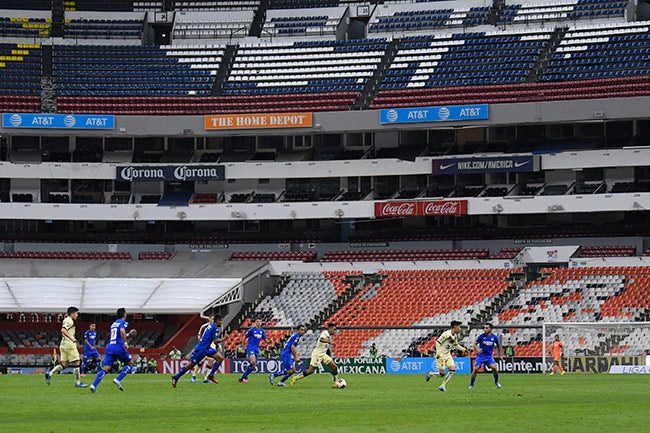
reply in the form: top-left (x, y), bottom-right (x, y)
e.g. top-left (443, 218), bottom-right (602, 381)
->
top-left (59, 343), bottom-right (80, 363)
top-left (310, 352), bottom-right (333, 368)
top-left (436, 353), bottom-right (455, 372)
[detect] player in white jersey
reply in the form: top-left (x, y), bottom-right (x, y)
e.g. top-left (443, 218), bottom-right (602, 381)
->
top-left (425, 320), bottom-right (469, 392)
top-left (45, 306), bottom-right (88, 388)
top-left (290, 323), bottom-right (340, 388)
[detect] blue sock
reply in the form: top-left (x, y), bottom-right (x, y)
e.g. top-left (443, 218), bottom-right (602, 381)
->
top-left (81, 359), bottom-right (87, 374)
top-left (470, 376), bottom-right (476, 386)
top-left (208, 361), bottom-right (221, 377)
top-left (279, 373), bottom-right (291, 383)
top-left (116, 365), bottom-right (131, 382)
top-left (174, 366), bottom-right (188, 381)
top-left (93, 369), bottom-right (106, 388)
top-left (494, 373), bottom-right (499, 384)
top-left (273, 370), bottom-right (286, 378)
top-left (242, 365), bottom-right (254, 379)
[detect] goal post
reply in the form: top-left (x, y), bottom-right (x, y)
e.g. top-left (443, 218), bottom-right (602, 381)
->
top-left (542, 322), bottom-right (650, 373)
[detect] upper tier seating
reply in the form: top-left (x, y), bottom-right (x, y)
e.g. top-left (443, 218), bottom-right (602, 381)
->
top-left (53, 45), bottom-right (222, 97)
top-left (230, 251), bottom-right (317, 262)
top-left (381, 30), bottom-right (552, 90)
top-left (63, 19), bottom-right (143, 39)
top-left (0, 43), bottom-right (42, 96)
top-left (578, 245), bottom-right (636, 257)
top-left (0, 251), bottom-right (132, 260)
top-left (225, 38), bottom-right (388, 95)
top-left (541, 22), bottom-right (650, 82)
top-left (320, 248), bottom-right (490, 262)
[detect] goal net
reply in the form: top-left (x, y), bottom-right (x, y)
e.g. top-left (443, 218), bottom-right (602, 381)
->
top-left (542, 322), bottom-right (650, 372)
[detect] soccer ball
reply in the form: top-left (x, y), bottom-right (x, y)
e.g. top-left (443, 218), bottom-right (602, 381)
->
top-left (336, 378), bottom-right (347, 388)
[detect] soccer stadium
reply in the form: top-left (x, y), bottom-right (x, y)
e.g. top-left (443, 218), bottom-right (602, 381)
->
top-left (1, 0), bottom-right (650, 431)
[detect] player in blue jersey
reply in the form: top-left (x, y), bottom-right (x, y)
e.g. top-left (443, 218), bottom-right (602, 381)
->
top-left (239, 317), bottom-right (270, 383)
top-left (269, 325), bottom-right (306, 387)
top-left (89, 308), bottom-right (137, 394)
top-left (172, 314), bottom-right (225, 388)
top-left (81, 322), bottom-right (101, 376)
top-left (469, 323), bottom-right (503, 389)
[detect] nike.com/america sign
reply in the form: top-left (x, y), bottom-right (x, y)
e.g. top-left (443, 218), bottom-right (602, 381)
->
top-left (116, 165), bottom-right (225, 182)
top-left (433, 155), bottom-right (539, 174)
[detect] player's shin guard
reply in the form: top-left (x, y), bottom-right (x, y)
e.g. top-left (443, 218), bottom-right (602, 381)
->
top-left (93, 369), bottom-right (106, 388)
top-left (49, 363), bottom-right (64, 376)
top-left (442, 370), bottom-right (454, 386)
top-left (279, 373), bottom-right (292, 383)
top-left (116, 365), bottom-right (131, 382)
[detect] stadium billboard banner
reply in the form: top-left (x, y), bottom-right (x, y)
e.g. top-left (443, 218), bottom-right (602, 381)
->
top-left (322, 357), bottom-right (387, 374)
top-left (2, 113), bottom-right (115, 130)
top-left (160, 358), bottom-right (229, 375)
top-left (386, 357), bottom-right (471, 374)
top-left (567, 355), bottom-right (645, 373)
top-left (374, 200), bottom-right (468, 217)
top-left (205, 112), bottom-right (312, 130)
top-left (432, 155), bottom-right (539, 174)
top-left (379, 104), bottom-right (488, 124)
top-left (116, 165), bottom-right (225, 182)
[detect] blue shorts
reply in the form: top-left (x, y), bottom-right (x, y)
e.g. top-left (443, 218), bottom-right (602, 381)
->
top-left (102, 345), bottom-right (132, 367)
top-left (246, 349), bottom-right (258, 361)
top-left (475, 354), bottom-right (496, 368)
top-left (84, 349), bottom-right (100, 360)
top-left (281, 353), bottom-right (295, 371)
top-left (190, 347), bottom-right (218, 364)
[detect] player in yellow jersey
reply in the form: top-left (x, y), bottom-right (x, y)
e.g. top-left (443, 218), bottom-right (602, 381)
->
top-left (45, 306), bottom-right (88, 388)
top-left (290, 323), bottom-right (340, 388)
top-left (426, 320), bottom-right (469, 392)
top-left (549, 334), bottom-right (566, 375)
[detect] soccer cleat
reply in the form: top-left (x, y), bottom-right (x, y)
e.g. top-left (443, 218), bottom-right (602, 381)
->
top-left (171, 376), bottom-right (178, 388)
top-left (425, 371), bottom-right (433, 382)
top-left (438, 385), bottom-right (447, 392)
top-left (203, 376), bottom-right (219, 384)
top-left (331, 382), bottom-right (338, 389)
top-left (549, 372), bottom-right (555, 376)
top-left (290, 376), bottom-right (298, 388)
top-left (277, 382), bottom-right (287, 387)
top-left (268, 373), bottom-right (274, 386)
top-left (45, 372), bottom-right (51, 385)
top-left (113, 378), bottom-right (124, 391)
top-left (90, 385), bottom-right (97, 394)
top-left (75, 383), bottom-right (88, 388)
top-left (238, 378), bottom-right (248, 383)
top-left (561, 371), bottom-right (566, 376)
top-left (469, 385), bottom-right (474, 389)
top-left (80, 373), bottom-right (86, 377)
top-left (191, 375), bottom-right (196, 383)
top-left (496, 382), bottom-right (502, 388)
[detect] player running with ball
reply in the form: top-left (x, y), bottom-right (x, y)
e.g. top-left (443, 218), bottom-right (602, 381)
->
top-left (426, 320), bottom-right (469, 392)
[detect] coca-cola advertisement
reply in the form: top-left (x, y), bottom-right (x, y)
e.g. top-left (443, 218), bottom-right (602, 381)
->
top-left (374, 200), bottom-right (468, 217)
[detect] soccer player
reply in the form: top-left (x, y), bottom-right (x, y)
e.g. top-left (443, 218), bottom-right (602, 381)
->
top-left (238, 317), bottom-right (269, 383)
top-left (269, 325), bottom-right (306, 387)
top-left (425, 320), bottom-right (469, 392)
top-left (469, 322), bottom-right (503, 389)
top-left (45, 306), bottom-right (88, 388)
top-left (172, 314), bottom-right (225, 387)
top-left (191, 315), bottom-right (215, 383)
top-left (549, 334), bottom-right (566, 375)
top-left (81, 322), bottom-right (101, 376)
top-left (290, 323), bottom-right (340, 388)
top-left (90, 307), bottom-right (137, 394)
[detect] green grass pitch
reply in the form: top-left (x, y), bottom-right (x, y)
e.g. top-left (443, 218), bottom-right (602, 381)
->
top-left (1, 372), bottom-right (649, 432)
